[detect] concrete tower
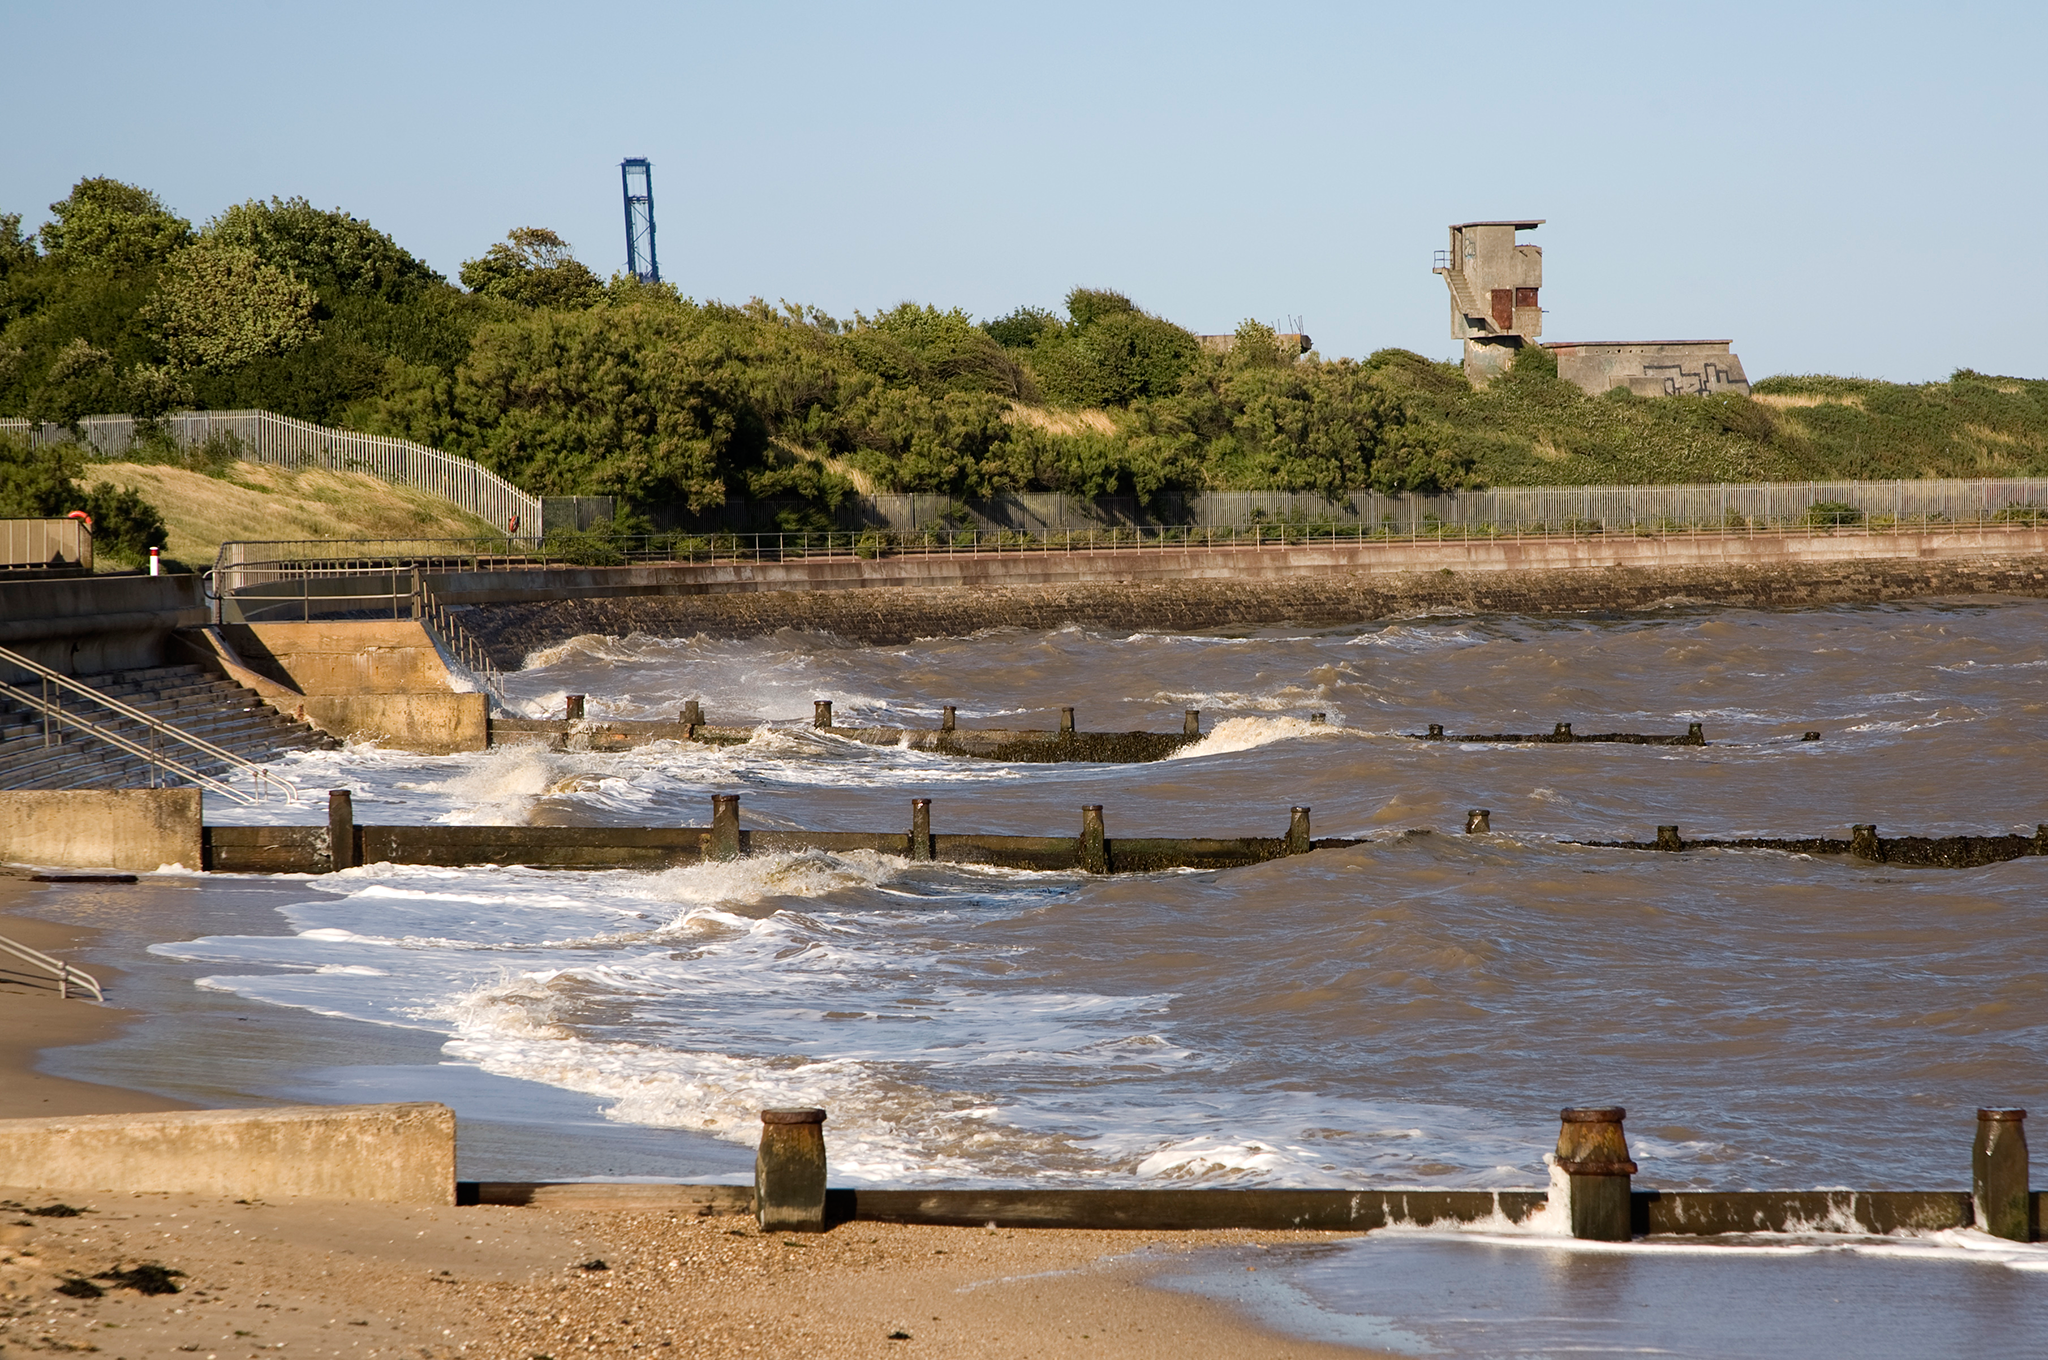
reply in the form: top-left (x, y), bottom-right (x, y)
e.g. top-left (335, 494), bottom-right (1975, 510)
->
top-left (1434, 219), bottom-right (1544, 384)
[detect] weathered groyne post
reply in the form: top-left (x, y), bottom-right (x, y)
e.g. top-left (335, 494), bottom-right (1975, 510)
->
top-left (1851, 824), bottom-right (1882, 861)
top-left (755, 1108), bottom-right (828, 1233)
top-left (910, 798), bottom-right (933, 861)
top-left (565, 694), bottom-right (585, 720)
top-left (1553, 722), bottom-right (1572, 741)
top-left (328, 790), bottom-right (357, 871)
top-left (1556, 1106), bottom-right (1636, 1241)
top-left (1427, 724), bottom-right (1445, 739)
top-left (711, 794), bottom-right (742, 861)
top-left (681, 699), bottom-right (703, 728)
top-left (1184, 709), bottom-right (1200, 736)
top-left (1080, 805), bottom-right (1107, 873)
top-left (942, 705), bottom-right (956, 732)
top-left (1287, 807), bottom-right (1311, 855)
top-left (814, 700), bottom-right (833, 729)
top-left (1656, 825), bottom-right (1682, 851)
top-left (1974, 1108), bottom-right (2033, 1241)
top-left (1465, 809), bottom-right (1491, 834)
top-left (1060, 707), bottom-right (1076, 735)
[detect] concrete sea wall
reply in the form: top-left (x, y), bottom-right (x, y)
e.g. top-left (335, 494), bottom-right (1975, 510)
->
top-left (0, 789), bottom-right (202, 871)
top-left (459, 535), bottom-right (2048, 656)
top-left (0, 1103), bottom-right (456, 1205)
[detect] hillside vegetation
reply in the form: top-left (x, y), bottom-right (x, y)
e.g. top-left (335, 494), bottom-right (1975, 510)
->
top-left (4, 176), bottom-right (2046, 535)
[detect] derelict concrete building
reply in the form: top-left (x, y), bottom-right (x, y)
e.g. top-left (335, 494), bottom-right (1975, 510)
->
top-left (1435, 220), bottom-right (1749, 398)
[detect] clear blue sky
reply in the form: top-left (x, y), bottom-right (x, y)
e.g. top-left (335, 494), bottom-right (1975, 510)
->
top-left (4, 1), bottom-right (2041, 382)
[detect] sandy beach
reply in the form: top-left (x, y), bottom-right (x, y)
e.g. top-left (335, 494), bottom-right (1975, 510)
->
top-left (1, 904), bottom-right (1381, 1358)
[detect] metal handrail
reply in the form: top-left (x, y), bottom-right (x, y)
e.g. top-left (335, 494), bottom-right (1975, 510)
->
top-left (0, 643), bottom-right (297, 805)
top-left (414, 577), bottom-right (509, 710)
top-left (0, 932), bottom-right (104, 1002)
top-left (0, 643), bottom-right (299, 802)
top-left (0, 676), bottom-right (259, 805)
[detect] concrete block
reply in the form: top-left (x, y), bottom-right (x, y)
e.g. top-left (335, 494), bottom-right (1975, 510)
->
top-left (0, 1102), bottom-right (455, 1205)
top-left (223, 621), bottom-right (455, 694)
top-left (292, 693), bottom-right (488, 754)
top-left (0, 789), bottom-right (202, 871)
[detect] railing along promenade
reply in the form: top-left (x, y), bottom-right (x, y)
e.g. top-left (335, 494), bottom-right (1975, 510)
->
top-left (211, 503), bottom-right (2048, 589)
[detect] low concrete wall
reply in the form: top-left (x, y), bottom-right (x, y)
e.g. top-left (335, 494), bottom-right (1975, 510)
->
top-left (1549, 340), bottom-right (1750, 398)
top-left (222, 620), bottom-right (455, 693)
top-left (0, 789), bottom-right (203, 871)
top-left (0, 575), bottom-right (206, 679)
top-left (0, 1103), bottom-right (455, 1204)
top-left (293, 693), bottom-right (489, 754)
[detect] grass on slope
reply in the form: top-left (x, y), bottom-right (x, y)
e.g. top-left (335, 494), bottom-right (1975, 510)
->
top-left (89, 460), bottom-right (500, 569)
top-left (1359, 349), bottom-right (2048, 488)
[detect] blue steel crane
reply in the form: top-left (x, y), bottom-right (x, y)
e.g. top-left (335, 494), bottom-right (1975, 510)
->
top-left (620, 158), bottom-right (659, 283)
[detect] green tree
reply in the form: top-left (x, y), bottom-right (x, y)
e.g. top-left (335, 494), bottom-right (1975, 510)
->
top-left (459, 228), bottom-right (605, 310)
top-left (207, 196), bottom-right (443, 300)
top-left (1027, 288), bottom-right (1201, 406)
top-left (37, 178), bottom-right (191, 273)
top-left (146, 238), bottom-right (318, 371)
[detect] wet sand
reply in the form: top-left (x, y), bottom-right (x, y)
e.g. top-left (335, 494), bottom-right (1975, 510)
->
top-left (0, 906), bottom-right (1380, 1357)
top-left (0, 911), bottom-right (196, 1120)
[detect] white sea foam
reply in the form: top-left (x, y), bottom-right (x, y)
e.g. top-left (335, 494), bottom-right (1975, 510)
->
top-left (1169, 715), bottom-right (1350, 759)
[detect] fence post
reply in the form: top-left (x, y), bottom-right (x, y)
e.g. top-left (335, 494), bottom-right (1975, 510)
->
top-left (1556, 1106), bottom-right (1636, 1241)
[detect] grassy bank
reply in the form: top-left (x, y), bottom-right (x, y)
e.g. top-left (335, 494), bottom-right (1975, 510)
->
top-left (88, 459), bottom-right (497, 567)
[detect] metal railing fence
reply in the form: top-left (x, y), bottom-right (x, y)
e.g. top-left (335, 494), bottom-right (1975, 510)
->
top-left (0, 932), bottom-right (103, 1002)
top-left (213, 502), bottom-right (2048, 587)
top-left (0, 644), bottom-right (298, 806)
top-left (0, 518), bottom-right (93, 572)
top-left (0, 411), bottom-right (542, 537)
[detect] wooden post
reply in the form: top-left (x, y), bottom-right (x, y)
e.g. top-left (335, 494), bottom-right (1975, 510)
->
top-left (755, 1108), bottom-right (828, 1233)
top-left (1656, 825), bottom-right (1682, 851)
top-left (1183, 709), bottom-right (1200, 736)
top-left (1851, 824), bottom-right (1882, 861)
top-left (910, 798), bottom-right (932, 861)
top-left (1310, 712), bottom-right (1326, 725)
top-left (1079, 805), bottom-right (1107, 874)
top-left (681, 699), bottom-right (703, 727)
top-left (565, 694), bottom-right (585, 721)
top-left (710, 795), bottom-right (742, 861)
top-left (328, 790), bottom-right (356, 871)
top-left (1556, 1106), bottom-right (1636, 1241)
top-left (1685, 722), bottom-right (1705, 744)
top-left (1286, 807), bottom-right (1311, 855)
top-left (1465, 809), bottom-right (1490, 834)
top-left (941, 706), bottom-right (956, 733)
top-left (814, 700), bottom-right (833, 729)
top-left (1427, 723), bottom-right (1444, 739)
top-left (1553, 722), bottom-right (1573, 741)
top-left (1801, 731), bottom-right (1822, 742)
top-left (1974, 1109), bottom-right (2032, 1241)
top-left (1060, 707), bottom-right (1076, 734)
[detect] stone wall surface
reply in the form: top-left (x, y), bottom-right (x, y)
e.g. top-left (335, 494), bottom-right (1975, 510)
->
top-left (0, 575), bottom-right (205, 680)
top-left (469, 554), bottom-right (2048, 659)
top-left (221, 621), bottom-right (455, 694)
top-left (0, 788), bottom-right (203, 871)
top-left (0, 1103), bottom-right (456, 1204)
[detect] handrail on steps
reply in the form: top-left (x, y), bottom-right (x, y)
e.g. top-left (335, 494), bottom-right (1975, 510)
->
top-left (0, 643), bottom-right (299, 805)
top-left (0, 677), bottom-right (259, 805)
top-left (0, 931), bottom-right (105, 1002)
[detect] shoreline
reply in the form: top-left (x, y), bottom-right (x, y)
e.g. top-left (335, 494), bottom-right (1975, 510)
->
top-left (0, 893), bottom-right (1387, 1357)
top-left (0, 907), bottom-right (199, 1120)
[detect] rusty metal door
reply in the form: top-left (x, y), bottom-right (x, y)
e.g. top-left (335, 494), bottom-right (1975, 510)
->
top-left (1490, 289), bottom-right (1514, 330)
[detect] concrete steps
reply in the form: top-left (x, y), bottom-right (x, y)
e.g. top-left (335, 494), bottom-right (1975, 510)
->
top-left (0, 663), bottom-right (335, 792)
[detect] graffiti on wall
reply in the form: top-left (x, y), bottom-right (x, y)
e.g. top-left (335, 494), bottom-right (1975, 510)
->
top-left (1642, 360), bottom-right (1748, 397)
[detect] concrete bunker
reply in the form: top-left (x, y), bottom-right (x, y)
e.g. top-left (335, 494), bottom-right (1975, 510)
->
top-left (1435, 219), bottom-right (1749, 395)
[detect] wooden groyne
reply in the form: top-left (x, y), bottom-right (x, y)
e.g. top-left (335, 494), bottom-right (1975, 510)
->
top-left (488, 698), bottom-right (1208, 763)
top-left (467, 1105), bottom-right (2040, 1244)
top-left (201, 792), bottom-right (1358, 875)
top-left (1577, 823), bottom-right (2048, 869)
top-left (1411, 720), bottom-right (1712, 745)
